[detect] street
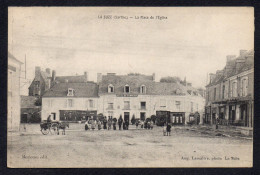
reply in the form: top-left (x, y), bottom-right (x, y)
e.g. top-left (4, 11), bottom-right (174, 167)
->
top-left (7, 123), bottom-right (252, 168)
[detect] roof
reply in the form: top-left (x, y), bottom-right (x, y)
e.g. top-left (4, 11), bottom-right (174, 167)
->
top-left (21, 96), bottom-right (39, 108)
top-left (206, 50), bottom-right (254, 87)
top-left (99, 74), bottom-right (188, 95)
top-left (55, 75), bottom-right (87, 83)
top-left (8, 52), bottom-right (23, 64)
top-left (43, 82), bottom-right (99, 97)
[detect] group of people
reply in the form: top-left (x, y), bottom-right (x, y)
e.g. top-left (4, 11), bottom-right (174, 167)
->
top-left (85, 116), bottom-right (130, 131)
top-left (135, 120), bottom-right (154, 130)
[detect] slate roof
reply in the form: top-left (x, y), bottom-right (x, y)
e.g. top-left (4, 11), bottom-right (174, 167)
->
top-left (21, 96), bottom-right (39, 108)
top-left (99, 74), bottom-right (187, 95)
top-left (55, 75), bottom-right (87, 83)
top-left (206, 50), bottom-right (254, 87)
top-left (43, 82), bottom-right (99, 97)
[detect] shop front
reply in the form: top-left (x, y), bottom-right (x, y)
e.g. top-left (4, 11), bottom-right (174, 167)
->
top-left (59, 110), bottom-right (97, 122)
top-left (170, 112), bottom-right (185, 125)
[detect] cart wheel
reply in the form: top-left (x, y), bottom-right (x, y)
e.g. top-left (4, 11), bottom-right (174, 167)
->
top-left (41, 128), bottom-right (50, 135)
top-left (50, 123), bottom-right (59, 135)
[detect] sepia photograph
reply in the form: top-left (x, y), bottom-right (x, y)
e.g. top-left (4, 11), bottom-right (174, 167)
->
top-left (7, 7), bottom-right (254, 168)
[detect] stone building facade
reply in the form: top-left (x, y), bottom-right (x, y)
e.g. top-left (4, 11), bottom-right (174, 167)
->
top-left (205, 50), bottom-right (254, 127)
top-left (41, 73), bottom-right (205, 125)
top-left (8, 52), bottom-right (23, 131)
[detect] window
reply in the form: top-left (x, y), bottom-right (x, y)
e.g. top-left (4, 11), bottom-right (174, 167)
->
top-left (191, 102), bottom-right (193, 112)
top-left (241, 78), bottom-right (248, 97)
top-left (68, 99), bottom-right (73, 107)
top-left (222, 85), bottom-right (225, 99)
top-left (180, 116), bottom-right (183, 123)
top-left (108, 84), bottom-right (114, 93)
top-left (89, 99), bottom-right (94, 108)
top-left (107, 103), bottom-right (114, 109)
top-left (160, 99), bottom-right (166, 107)
top-left (108, 111), bottom-right (113, 118)
top-left (140, 102), bottom-right (146, 109)
top-left (231, 81), bottom-right (237, 97)
top-left (124, 101), bottom-right (130, 109)
top-left (172, 116), bottom-right (175, 123)
top-left (140, 85), bottom-right (146, 94)
top-left (67, 88), bottom-right (74, 96)
top-left (35, 81), bottom-right (40, 88)
top-left (124, 84), bottom-right (130, 93)
top-left (175, 101), bottom-right (181, 111)
top-left (214, 88), bottom-right (217, 100)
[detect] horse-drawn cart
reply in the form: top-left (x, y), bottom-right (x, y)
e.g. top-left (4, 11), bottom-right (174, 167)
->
top-left (40, 120), bottom-right (69, 135)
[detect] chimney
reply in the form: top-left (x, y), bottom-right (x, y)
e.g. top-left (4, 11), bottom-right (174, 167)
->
top-left (97, 73), bottom-right (102, 84)
top-left (226, 55), bottom-right (236, 63)
top-left (46, 68), bottom-right (51, 77)
top-left (35, 66), bottom-right (41, 77)
top-left (52, 70), bottom-right (56, 81)
top-left (152, 73), bottom-right (155, 81)
top-left (240, 50), bottom-right (247, 57)
top-left (235, 58), bottom-right (246, 74)
top-left (209, 73), bottom-right (216, 84)
top-left (84, 72), bottom-right (88, 82)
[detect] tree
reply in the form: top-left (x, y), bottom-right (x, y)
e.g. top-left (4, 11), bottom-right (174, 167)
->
top-left (131, 114), bottom-right (136, 125)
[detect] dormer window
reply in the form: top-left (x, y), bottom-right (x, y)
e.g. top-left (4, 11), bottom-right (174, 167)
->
top-left (108, 84), bottom-right (114, 93)
top-left (67, 88), bottom-right (74, 96)
top-left (124, 84), bottom-right (130, 93)
top-left (140, 85), bottom-right (146, 94)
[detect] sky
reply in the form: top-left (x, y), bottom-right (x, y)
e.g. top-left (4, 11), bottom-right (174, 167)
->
top-left (8, 7), bottom-right (254, 95)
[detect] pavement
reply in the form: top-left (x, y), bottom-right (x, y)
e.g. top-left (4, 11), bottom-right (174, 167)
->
top-left (7, 123), bottom-right (253, 168)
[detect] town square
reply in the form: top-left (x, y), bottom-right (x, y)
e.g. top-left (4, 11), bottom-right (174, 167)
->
top-left (7, 7), bottom-right (253, 167)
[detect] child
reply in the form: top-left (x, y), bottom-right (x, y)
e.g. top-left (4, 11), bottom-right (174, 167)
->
top-left (97, 120), bottom-right (102, 130)
top-left (141, 120), bottom-right (144, 129)
top-left (166, 123), bottom-right (172, 136)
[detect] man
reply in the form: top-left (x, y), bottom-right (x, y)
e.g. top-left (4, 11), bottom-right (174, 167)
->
top-left (118, 115), bottom-right (123, 130)
top-left (166, 123), bottom-right (172, 136)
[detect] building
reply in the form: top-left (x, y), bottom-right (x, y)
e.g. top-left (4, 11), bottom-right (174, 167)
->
top-left (41, 82), bottom-right (99, 121)
top-left (8, 52), bottom-right (23, 131)
top-left (97, 73), bottom-right (205, 124)
top-left (20, 96), bottom-right (41, 123)
top-left (41, 72), bottom-right (205, 124)
top-left (29, 66), bottom-right (88, 97)
top-left (205, 50), bottom-right (254, 127)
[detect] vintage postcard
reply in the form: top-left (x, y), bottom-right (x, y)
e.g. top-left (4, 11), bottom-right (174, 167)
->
top-left (8, 7), bottom-right (254, 168)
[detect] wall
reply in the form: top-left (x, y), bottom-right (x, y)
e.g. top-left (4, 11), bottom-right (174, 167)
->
top-left (42, 97), bottom-right (99, 121)
top-left (8, 58), bottom-right (21, 131)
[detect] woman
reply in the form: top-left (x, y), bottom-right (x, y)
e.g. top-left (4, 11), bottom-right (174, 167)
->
top-left (97, 120), bottom-right (102, 130)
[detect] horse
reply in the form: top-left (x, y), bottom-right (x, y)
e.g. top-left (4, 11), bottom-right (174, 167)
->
top-left (57, 122), bottom-right (69, 135)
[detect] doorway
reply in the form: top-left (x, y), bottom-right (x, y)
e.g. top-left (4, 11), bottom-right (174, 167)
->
top-left (140, 112), bottom-right (146, 121)
top-left (51, 113), bottom-right (56, 120)
top-left (124, 112), bottom-right (130, 122)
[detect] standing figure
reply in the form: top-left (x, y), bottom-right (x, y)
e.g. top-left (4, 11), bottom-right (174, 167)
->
top-left (166, 123), bottom-right (171, 136)
top-left (91, 119), bottom-right (96, 130)
top-left (97, 120), bottom-right (102, 130)
top-left (108, 117), bottom-right (112, 130)
top-left (150, 121), bottom-right (154, 130)
top-left (103, 116), bottom-right (107, 130)
top-left (112, 119), bottom-right (117, 130)
top-left (125, 119), bottom-right (129, 130)
top-left (118, 115), bottom-right (123, 130)
top-left (141, 120), bottom-right (144, 129)
top-left (136, 120), bottom-right (139, 129)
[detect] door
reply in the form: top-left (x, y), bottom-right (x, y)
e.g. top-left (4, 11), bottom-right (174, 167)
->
top-left (140, 112), bottom-right (146, 121)
top-left (124, 112), bottom-right (130, 122)
top-left (51, 113), bottom-right (56, 120)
